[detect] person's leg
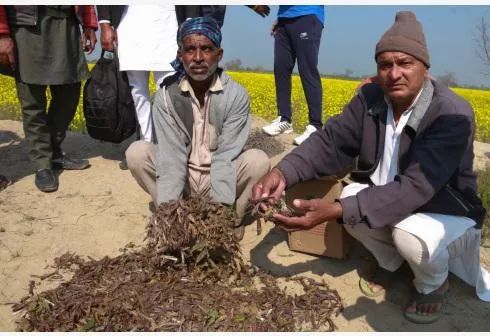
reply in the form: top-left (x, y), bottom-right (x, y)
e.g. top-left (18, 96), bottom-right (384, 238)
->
top-left (392, 212), bottom-right (475, 324)
top-left (47, 83), bottom-right (81, 156)
top-left (393, 228), bottom-right (449, 294)
top-left (233, 148), bottom-right (270, 240)
top-left (48, 82), bottom-right (89, 170)
top-left (127, 71), bottom-right (152, 142)
top-left (126, 140), bottom-right (157, 202)
top-left (234, 148), bottom-right (270, 220)
top-left (273, 20), bottom-right (295, 124)
top-left (341, 182), bottom-right (404, 271)
top-left (340, 182), bottom-right (404, 295)
top-left (393, 228), bottom-right (451, 323)
top-left (344, 222), bottom-right (404, 296)
top-left (290, 14), bottom-right (323, 129)
top-left (16, 81), bottom-right (59, 191)
top-left (345, 223), bottom-right (405, 272)
top-left (393, 212), bottom-right (476, 295)
top-left (15, 80), bottom-right (51, 171)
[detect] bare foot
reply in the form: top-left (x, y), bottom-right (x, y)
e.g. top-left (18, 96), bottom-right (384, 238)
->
top-left (359, 267), bottom-right (394, 297)
top-left (365, 281), bottom-right (385, 294)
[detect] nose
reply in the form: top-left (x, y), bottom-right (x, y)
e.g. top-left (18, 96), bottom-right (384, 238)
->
top-left (193, 48), bottom-right (203, 63)
top-left (388, 64), bottom-right (402, 81)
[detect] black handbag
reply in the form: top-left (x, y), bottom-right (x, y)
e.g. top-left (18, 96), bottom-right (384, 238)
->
top-left (83, 50), bottom-right (137, 143)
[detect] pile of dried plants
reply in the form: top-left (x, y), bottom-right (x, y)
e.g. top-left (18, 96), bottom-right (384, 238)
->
top-left (13, 196), bottom-right (342, 332)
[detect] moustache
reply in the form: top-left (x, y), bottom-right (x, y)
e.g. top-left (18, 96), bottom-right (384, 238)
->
top-left (189, 62), bottom-right (210, 69)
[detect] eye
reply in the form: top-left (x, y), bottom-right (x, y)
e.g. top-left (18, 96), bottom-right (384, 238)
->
top-left (378, 63), bottom-right (391, 71)
top-left (399, 59), bottom-right (414, 68)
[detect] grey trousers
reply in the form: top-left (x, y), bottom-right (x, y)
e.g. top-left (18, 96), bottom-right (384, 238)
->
top-left (125, 140), bottom-right (271, 220)
top-left (15, 81), bottom-right (81, 170)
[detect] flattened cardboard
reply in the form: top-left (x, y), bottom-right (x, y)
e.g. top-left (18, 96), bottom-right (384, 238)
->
top-left (285, 177), bottom-right (350, 259)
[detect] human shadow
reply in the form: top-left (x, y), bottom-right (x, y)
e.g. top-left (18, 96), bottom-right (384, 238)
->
top-left (0, 126), bottom-right (136, 183)
top-left (341, 271), bottom-right (490, 332)
top-left (249, 225), bottom-right (364, 278)
top-left (0, 130), bottom-right (31, 182)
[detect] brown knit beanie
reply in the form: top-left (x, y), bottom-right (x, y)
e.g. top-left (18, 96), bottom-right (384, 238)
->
top-left (375, 11), bottom-right (430, 68)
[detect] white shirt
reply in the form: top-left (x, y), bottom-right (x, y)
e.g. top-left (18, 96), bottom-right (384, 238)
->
top-left (370, 89), bottom-right (423, 186)
top-left (116, 5), bottom-right (178, 71)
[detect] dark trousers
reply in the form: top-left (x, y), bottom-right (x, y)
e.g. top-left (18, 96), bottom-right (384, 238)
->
top-left (15, 80), bottom-right (81, 170)
top-left (274, 14), bottom-right (323, 128)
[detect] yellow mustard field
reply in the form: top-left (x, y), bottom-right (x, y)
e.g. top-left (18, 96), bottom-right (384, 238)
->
top-left (1, 71), bottom-right (489, 142)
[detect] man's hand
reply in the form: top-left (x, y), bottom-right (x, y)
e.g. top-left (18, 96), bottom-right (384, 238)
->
top-left (252, 5), bottom-right (270, 18)
top-left (82, 27), bottom-right (97, 54)
top-left (0, 35), bottom-right (16, 71)
top-left (252, 167), bottom-right (287, 206)
top-left (274, 198), bottom-right (343, 232)
top-left (100, 22), bottom-right (117, 52)
top-left (271, 20), bottom-right (278, 36)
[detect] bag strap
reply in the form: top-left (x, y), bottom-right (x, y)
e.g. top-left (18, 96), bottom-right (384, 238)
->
top-left (99, 44), bottom-right (120, 71)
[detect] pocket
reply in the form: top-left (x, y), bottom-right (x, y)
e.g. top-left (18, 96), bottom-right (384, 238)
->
top-left (302, 14), bottom-right (323, 41)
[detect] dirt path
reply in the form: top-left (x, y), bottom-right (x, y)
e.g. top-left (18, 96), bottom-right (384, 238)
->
top-left (1, 119), bottom-right (489, 331)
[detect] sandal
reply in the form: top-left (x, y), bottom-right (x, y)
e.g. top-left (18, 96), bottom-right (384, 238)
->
top-left (359, 266), bottom-right (395, 297)
top-left (404, 287), bottom-right (449, 324)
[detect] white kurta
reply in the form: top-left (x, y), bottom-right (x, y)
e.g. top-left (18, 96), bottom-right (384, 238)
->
top-left (370, 90), bottom-right (421, 186)
top-left (117, 5), bottom-right (178, 71)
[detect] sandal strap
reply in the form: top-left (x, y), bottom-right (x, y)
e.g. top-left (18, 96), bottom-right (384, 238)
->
top-left (367, 267), bottom-right (395, 287)
top-left (413, 290), bottom-right (447, 305)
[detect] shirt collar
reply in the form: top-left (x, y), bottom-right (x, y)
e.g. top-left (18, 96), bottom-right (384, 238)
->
top-left (179, 73), bottom-right (223, 94)
top-left (384, 86), bottom-right (424, 116)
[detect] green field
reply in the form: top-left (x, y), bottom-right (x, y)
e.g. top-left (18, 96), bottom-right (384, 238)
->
top-left (1, 71), bottom-right (490, 142)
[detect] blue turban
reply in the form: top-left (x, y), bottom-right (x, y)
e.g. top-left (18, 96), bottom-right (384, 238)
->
top-left (171, 17), bottom-right (222, 75)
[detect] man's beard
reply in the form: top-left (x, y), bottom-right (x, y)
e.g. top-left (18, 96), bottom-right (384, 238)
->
top-left (185, 61), bottom-right (219, 82)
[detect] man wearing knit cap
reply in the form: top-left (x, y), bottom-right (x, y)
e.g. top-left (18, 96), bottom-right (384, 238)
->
top-left (126, 17), bottom-right (270, 240)
top-left (252, 11), bottom-right (489, 323)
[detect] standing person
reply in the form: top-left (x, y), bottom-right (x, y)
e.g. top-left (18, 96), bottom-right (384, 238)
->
top-left (262, 5), bottom-right (325, 145)
top-left (253, 11), bottom-right (489, 323)
top-left (125, 17), bottom-right (270, 240)
top-left (0, 5), bottom-right (97, 192)
top-left (175, 5), bottom-right (270, 29)
top-left (97, 5), bottom-right (178, 144)
top-left (175, 6), bottom-right (227, 28)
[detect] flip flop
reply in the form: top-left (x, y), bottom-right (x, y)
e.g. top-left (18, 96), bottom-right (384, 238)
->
top-left (404, 288), bottom-right (449, 324)
top-left (359, 267), bottom-right (395, 297)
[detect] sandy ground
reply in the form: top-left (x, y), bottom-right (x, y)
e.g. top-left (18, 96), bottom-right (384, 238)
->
top-left (0, 118), bottom-right (489, 331)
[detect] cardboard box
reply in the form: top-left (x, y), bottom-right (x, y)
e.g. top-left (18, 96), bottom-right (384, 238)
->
top-left (285, 177), bottom-right (350, 259)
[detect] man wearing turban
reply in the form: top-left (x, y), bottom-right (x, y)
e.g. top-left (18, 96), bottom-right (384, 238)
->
top-left (126, 17), bottom-right (270, 240)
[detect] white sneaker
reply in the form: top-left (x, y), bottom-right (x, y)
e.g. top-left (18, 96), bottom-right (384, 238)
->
top-left (262, 117), bottom-right (293, 136)
top-left (293, 125), bottom-right (318, 145)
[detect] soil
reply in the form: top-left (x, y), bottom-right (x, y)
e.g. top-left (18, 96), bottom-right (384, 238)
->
top-left (1, 118), bottom-right (489, 332)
